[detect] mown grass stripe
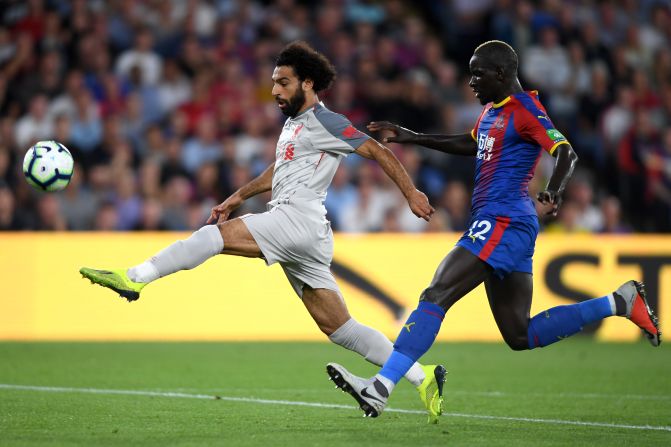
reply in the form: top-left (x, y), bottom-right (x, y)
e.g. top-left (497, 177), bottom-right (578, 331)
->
top-left (1, 383), bottom-right (669, 432)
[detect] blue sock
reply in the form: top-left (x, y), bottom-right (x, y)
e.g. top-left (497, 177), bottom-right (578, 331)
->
top-left (528, 296), bottom-right (613, 348)
top-left (379, 301), bottom-right (445, 384)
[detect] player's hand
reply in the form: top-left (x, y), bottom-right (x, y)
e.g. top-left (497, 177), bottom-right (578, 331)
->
top-left (407, 189), bottom-right (435, 221)
top-left (207, 194), bottom-right (243, 224)
top-left (367, 121), bottom-right (418, 144)
top-left (536, 190), bottom-right (563, 216)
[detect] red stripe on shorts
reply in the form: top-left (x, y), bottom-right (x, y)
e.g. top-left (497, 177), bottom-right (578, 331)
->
top-left (479, 216), bottom-right (511, 261)
top-left (421, 309), bottom-right (445, 321)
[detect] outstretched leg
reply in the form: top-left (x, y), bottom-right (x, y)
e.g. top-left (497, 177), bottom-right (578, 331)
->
top-left (80, 219), bottom-right (261, 301)
top-left (486, 274), bottom-right (661, 349)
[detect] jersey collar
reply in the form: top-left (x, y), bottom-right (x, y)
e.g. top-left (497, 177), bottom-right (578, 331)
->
top-left (492, 96), bottom-right (512, 108)
top-left (292, 100), bottom-right (322, 119)
top-left (492, 90), bottom-right (540, 109)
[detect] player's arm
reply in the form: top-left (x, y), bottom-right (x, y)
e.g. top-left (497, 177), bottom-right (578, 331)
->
top-left (355, 139), bottom-right (435, 221)
top-left (207, 163), bottom-right (274, 224)
top-left (537, 144), bottom-right (579, 216)
top-left (367, 121), bottom-right (477, 156)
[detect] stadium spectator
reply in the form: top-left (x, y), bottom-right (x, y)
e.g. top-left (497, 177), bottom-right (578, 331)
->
top-left (12, 49), bottom-right (63, 108)
top-left (0, 181), bottom-right (25, 230)
top-left (134, 197), bottom-right (165, 231)
top-left (574, 62), bottom-right (610, 172)
top-left (161, 175), bottom-right (191, 230)
top-left (157, 59), bottom-right (191, 116)
top-left (57, 163), bottom-right (97, 231)
top-left (0, 0), bottom-right (669, 234)
top-left (15, 94), bottom-right (53, 149)
top-left (113, 169), bottom-right (142, 231)
top-left (617, 109), bottom-right (661, 230)
top-left (438, 181), bottom-right (471, 232)
top-left (339, 166), bottom-right (388, 233)
top-left (0, 146), bottom-right (11, 184)
top-left (602, 86), bottom-right (635, 150)
top-left (644, 127), bottom-right (671, 231)
top-left (69, 87), bottom-right (102, 153)
top-left (598, 196), bottom-right (631, 234)
top-left (35, 194), bottom-right (66, 231)
top-left (115, 27), bottom-right (162, 87)
top-left (325, 165), bottom-right (357, 231)
top-left (521, 25), bottom-right (570, 95)
top-left (93, 200), bottom-right (119, 231)
top-left (564, 177), bottom-right (603, 232)
top-left (182, 114), bottom-right (222, 174)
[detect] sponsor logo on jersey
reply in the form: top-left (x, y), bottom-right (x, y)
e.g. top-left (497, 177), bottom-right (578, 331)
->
top-left (546, 129), bottom-right (565, 141)
top-left (477, 133), bottom-right (495, 161)
top-left (283, 143), bottom-right (295, 161)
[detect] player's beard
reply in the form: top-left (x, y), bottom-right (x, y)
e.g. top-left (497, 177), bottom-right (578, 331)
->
top-left (279, 88), bottom-right (306, 118)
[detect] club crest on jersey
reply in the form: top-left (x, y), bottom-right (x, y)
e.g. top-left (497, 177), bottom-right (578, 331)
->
top-left (278, 123), bottom-right (304, 161)
top-left (493, 114), bottom-right (506, 129)
top-left (477, 133), bottom-right (495, 161)
top-left (292, 123), bottom-right (304, 139)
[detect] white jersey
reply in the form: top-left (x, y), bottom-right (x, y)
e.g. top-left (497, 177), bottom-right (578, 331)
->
top-left (269, 102), bottom-right (369, 209)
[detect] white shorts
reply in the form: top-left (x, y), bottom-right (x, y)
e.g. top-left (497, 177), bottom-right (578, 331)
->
top-left (240, 190), bottom-right (340, 298)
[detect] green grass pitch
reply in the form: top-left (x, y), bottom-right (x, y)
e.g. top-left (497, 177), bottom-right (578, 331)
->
top-left (0, 340), bottom-right (669, 446)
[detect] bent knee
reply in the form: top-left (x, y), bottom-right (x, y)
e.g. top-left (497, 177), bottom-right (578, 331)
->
top-left (420, 286), bottom-right (455, 311)
top-left (504, 335), bottom-right (530, 351)
top-left (315, 316), bottom-right (349, 337)
top-left (318, 324), bottom-right (337, 336)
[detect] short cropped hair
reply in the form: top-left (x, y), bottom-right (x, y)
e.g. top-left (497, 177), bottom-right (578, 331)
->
top-left (276, 41), bottom-right (336, 93)
top-left (474, 40), bottom-right (518, 76)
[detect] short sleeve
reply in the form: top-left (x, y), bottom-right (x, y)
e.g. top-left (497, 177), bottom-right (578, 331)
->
top-left (311, 107), bottom-right (370, 155)
top-left (515, 98), bottom-right (569, 155)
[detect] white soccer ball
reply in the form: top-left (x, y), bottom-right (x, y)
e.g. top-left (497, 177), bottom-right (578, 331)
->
top-left (22, 140), bottom-right (74, 192)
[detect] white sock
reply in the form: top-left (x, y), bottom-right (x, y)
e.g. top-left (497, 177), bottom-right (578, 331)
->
top-left (606, 293), bottom-right (616, 315)
top-left (127, 225), bottom-right (224, 284)
top-left (127, 261), bottom-right (159, 283)
top-left (328, 318), bottom-right (426, 387)
top-left (375, 374), bottom-right (396, 394)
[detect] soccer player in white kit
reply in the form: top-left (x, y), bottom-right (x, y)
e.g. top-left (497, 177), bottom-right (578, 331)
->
top-left (80, 41), bottom-right (446, 422)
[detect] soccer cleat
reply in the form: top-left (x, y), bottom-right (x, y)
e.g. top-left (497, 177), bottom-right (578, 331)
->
top-left (79, 267), bottom-right (146, 302)
top-left (417, 364), bottom-right (447, 424)
top-left (614, 280), bottom-right (661, 347)
top-left (326, 363), bottom-right (387, 417)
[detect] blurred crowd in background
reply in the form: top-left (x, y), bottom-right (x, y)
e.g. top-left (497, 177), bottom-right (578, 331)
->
top-left (0, 0), bottom-right (670, 233)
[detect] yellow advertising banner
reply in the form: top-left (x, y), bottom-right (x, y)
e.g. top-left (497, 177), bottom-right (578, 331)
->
top-left (0, 233), bottom-right (668, 341)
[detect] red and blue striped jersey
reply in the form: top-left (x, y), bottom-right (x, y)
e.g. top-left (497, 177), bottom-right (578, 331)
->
top-left (469, 90), bottom-right (569, 217)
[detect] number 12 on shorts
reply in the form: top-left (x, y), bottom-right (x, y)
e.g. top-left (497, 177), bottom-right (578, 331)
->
top-left (468, 219), bottom-right (492, 242)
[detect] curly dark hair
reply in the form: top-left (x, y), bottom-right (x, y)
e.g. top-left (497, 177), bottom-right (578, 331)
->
top-left (276, 41), bottom-right (337, 93)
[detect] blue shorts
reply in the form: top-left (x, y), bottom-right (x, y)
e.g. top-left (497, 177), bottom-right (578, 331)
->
top-left (456, 214), bottom-right (539, 278)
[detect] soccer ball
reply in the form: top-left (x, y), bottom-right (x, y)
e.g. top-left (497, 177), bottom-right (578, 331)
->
top-left (22, 140), bottom-right (74, 192)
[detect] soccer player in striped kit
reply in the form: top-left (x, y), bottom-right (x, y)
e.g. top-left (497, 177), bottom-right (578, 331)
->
top-left (80, 41), bottom-right (447, 422)
top-left (327, 40), bottom-right (661, 419)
